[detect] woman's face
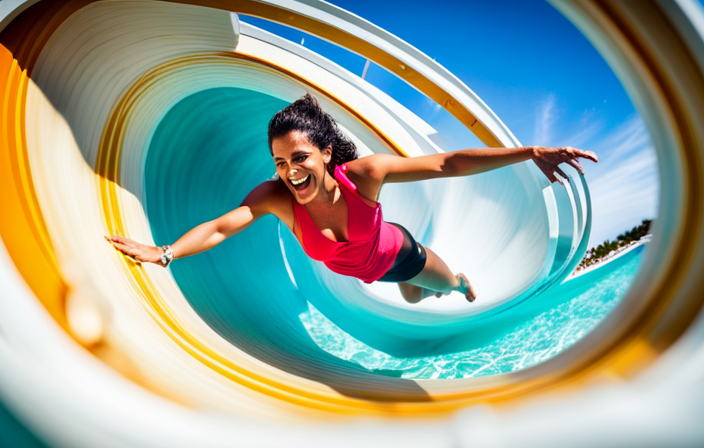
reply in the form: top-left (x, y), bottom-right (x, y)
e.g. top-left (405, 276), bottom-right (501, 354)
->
top-left (271, 130), bottom-right (331, 204)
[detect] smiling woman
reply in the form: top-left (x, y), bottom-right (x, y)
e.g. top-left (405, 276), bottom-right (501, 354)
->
top-left (5, 0), bottom-right (704, 446)
top-left (109, 93), bottom-right (597, 303)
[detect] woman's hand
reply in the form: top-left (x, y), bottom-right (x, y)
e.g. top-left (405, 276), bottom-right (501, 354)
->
top-left (102, 183), bottom-right (284, 267)
top-left (104, 235), bottom-right (164, 265)
top-left (531, 146), bottom-right (598, 185)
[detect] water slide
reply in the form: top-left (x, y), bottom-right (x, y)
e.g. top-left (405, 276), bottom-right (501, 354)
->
top-left (0, 0), bottom-right (703, 446)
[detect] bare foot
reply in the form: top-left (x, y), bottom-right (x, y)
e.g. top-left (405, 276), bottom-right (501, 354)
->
top-left (456, 273), bottom-right (476, 302)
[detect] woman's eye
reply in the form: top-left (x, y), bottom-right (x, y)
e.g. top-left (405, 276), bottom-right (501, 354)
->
top-left (295, 155), bottom-right (307, 162)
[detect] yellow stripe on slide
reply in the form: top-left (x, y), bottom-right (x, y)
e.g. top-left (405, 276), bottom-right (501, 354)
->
top-left (0, 44), bottom-right (68, 328)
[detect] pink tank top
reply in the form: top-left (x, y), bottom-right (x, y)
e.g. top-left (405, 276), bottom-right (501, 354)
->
top-left (291, 164), bottom-right (404, 283)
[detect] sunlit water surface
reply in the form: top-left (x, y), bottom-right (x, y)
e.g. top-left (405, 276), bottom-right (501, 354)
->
top-left (299, 245), bottom-right (645, 380)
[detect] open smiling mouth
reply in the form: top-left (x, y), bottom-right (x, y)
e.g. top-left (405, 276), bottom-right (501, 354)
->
top-left (289, 174), bottom-right (311, 191)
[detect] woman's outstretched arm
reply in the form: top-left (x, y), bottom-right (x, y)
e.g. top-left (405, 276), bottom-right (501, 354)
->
top-left (349, 146), bottom-right (598, 187)
top-left (106, 180), bottom-right (287, 265)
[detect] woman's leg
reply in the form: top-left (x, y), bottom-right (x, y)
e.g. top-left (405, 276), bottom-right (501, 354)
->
top-left (398, 246), bottom-right (476, 302)
top-left (397, 283), bottom-right (440, 304)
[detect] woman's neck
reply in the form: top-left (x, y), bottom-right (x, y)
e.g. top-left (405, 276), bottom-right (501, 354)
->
top-left (309, 169), bottom-right (340, 207)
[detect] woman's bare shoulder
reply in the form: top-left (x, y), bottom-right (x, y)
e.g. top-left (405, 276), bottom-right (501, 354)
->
top-left (344, 156), bottom-right (392, 202)
top-left (346, 154), bottom-right (393, 179)
top-left (242, 179), bottom-right (294, 225)
top-left (243, 179), bottom-right (290, 206)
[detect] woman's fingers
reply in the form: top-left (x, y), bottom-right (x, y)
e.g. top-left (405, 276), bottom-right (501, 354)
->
top-left (565, 157), bottom-right (585, 175)
top-left (110, 234), bottom-right (133, 244)
top-left (533, 146), bottom-right (598, 184)
top-left (106, 237), bottom-right (139, 256)
top-left (105, 235), bottom-right (162, 265)
top-left (576, 148), bottom-right (598, 163)
top-left (537, 161), bottom-right (563, 185)
top-left (106, 236), bottom-right (129, 249)
top-left (564, 147), bottom-right (598, 164)
top-left (554, 165), bottom-right (570, 182)
top-left (545, 167), bottom-right (562, 184)
top-left (107, 235), bottom-right (144, 251)
top-left (109, 242), bottom-right (144, 263)
top-left (110, 241), bottom-right (135, 255)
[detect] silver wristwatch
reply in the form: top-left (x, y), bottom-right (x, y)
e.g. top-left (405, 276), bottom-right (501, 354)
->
top-left (160, 245), bottom-right (174, 267)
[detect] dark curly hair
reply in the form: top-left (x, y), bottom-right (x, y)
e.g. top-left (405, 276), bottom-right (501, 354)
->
top-left (268, 93), bottom-right (358, 177)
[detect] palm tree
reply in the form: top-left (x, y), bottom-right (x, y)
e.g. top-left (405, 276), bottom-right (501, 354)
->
top-left (576, 219), bottom-right (655, 270)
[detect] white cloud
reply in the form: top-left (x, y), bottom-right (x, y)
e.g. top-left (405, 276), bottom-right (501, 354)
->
top-left (534, 93), bottom-right (556, 145)
top-left (533, 95), bottom-right (603, 150)
top-left (592, 116), bottom-right (651, 165)
top-left (556, 116), bottom-right (602, 149)
top-left (581, 116), bottom-right (659, 246)
top-left (517, 94), bottom-right (657, 247)
top-left (525, 96), bottom-right (657, 247)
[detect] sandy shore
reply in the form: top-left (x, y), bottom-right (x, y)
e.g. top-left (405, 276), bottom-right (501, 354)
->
top-left (569, 235), bottom-right (651, 279)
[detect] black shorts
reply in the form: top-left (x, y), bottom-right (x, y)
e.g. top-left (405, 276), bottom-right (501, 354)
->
top-left (377, 223), bottom-right (427, 283)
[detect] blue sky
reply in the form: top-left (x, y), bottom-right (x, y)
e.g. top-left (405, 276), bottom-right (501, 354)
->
top-left (240, 0), bottom-right (659, 247)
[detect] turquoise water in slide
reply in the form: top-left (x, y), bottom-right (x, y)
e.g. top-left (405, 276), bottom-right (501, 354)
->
top-left (146, 87), bottom-right (643, 380)
top-left (300, 246), bottom-right (644, 379)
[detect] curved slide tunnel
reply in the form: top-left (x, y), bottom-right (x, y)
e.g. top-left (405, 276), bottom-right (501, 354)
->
top-left (1, 0), bottom-right (704, 446)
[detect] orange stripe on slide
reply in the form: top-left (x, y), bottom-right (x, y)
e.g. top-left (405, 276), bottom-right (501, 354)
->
top-left (0, 44), bottom-right (68, 328)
